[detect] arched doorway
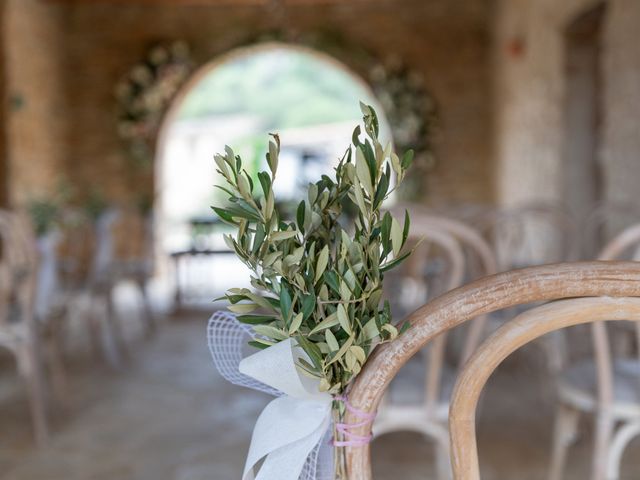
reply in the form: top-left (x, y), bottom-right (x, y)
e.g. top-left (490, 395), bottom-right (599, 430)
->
top-left (156, 43), bottom-right (390, 306)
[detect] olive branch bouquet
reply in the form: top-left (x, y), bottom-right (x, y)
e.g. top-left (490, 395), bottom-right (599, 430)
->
top-left (213, 103), bottom-right (413, 396)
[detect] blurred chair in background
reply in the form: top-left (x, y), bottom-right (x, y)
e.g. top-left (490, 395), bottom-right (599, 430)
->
top-left (0, 210), bottom-right (49, 443)
top-left (450, 297), bottom-right (640, 480)
top-left (580, 202), bottom-right (640, 260)
top-left (86, 208), bottom-right (156, 366)
top-left (548, 222), bottom-right (640, 480)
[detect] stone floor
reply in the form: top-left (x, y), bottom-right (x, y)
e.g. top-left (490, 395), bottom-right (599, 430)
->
top-left (1, 311), bottom-right (640, 480)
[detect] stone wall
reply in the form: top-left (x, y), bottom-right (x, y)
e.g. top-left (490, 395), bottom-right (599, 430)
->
top-left (37, 0), bottom-right (494, 207)
top-left (493, 0), bottom-right (640, 212)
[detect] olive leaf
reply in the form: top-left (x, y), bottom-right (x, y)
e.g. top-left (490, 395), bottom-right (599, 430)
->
top-left (213, 104), bottom-right (414, 393)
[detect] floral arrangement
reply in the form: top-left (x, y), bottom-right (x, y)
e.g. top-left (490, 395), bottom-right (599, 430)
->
top-left (209, 104), bottom-right (414, 480)
top-left (115, 41), bottom-right (193, 168)
top-left (369, 61), bottom-right (438, 201)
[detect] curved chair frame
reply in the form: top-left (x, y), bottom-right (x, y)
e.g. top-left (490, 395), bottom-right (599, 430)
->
top-left (344, 261), bottom-right (640, 479)
top-left (449, 297), bottom-right (640, 480)
top-left (388, 208), bottom-right (498, 362)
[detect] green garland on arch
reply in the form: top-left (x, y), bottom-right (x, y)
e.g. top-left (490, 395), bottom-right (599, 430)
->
top-left (115, 33), bottom-right (438, 201)
top-left (115, 40), bottom-right (194, 169)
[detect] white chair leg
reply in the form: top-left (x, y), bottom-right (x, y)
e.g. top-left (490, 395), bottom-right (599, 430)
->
top-left (434, 433), bottom-right (452, 480)
top-left (606, 421), bottom-right (640, 480)
top-left (17, 343), bottom-right (49, 444)
top-left (103, 288), bottom-right (129, 365)
top-left (46, 319), bottom-right (69, 408)
top-left (549, 404), bottom-right (580, 480)
top-left (136, 278), bottom-right (155, 337)
top-left (592, 413), bottom-right (614, 480)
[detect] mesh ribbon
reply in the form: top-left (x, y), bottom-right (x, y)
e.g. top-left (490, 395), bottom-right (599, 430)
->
top-left (207, 311), bottom-right (334, 480)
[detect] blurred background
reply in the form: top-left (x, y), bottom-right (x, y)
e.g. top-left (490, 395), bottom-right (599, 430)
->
top-left (0, 0), bottom-right (639, 479)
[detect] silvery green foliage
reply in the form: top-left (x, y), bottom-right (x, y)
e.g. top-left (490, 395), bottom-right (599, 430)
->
top-left (213, 103), bottom-right (413, 393)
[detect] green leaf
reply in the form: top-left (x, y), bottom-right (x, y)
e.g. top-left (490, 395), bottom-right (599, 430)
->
top-left (279, 284), bottom-right (292, 320)
top-left (399, 321), bottom-right (411, 335)
top-left (362, 317), bottom-right (380, 341)
top-left (327, 335), bottom-right (354, 366)
top-left (324, 271), bottom-right (340, 294)
top-left (296, 201), bottom-right (306, 233)
top-left (349, 345), bottom-right (366, 364)
top-left (227, 303), bottom-right (258, 314)
top-left (289, 312), bottom-right (304, 334)
top-left (253, 324), bottom-right (288, 341)
top-left (401, 149), bottom-right (415, 169)
top-left (248, 340), bottom-right (271, 350)
top-left (212, 207), bottom-right (236, 224)
top-left (252, 223), bottom-right (266, 254)
top-left (237, 315), bottom-right (277, 325)
top-left (315, 245), bottom-right (329, 283)
top-left (309, 312), bottom-right (339, 335)
top-left (373, 173), bottom-right (389, 209)
top-left (271, 230), bottom-right (298, 241)
top-left (244, 292), bottom-right (276, 312)
top-left (391, 217), bottom-right (403, 256)
top-left (267, 140), bottom-right (279, 174)
top-left (380, 250), bottom-right (412, 272)
top-left (351, 125), bottom-right (361, 147)
top-left (337, 304), bottom-right (352, 335)
top-left (402, 210), bottom-right (411, 247)
top-left (355, 148), bottom-right (374, 196)
top-left (296, 335), bottom-right (323, 371)
top-left (257, 171), bottom-right (272, 198)
top-left (301, 294), bottom-right (316, 320)
top-left (325, 329), bottom-right (339, 351)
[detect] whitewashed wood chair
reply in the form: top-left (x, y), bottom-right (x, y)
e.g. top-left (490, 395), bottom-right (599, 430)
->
top-left (547, 222), bottom-right (640, 480)
top-left (342, 261), bottom-right (640, 480)
top-left (32, 229), bottom-right (69, 405)
top-left (87, 208), bottom-right (156, 365)
top-left (374, 211), bottom-right (498, 479)
top-left (449, 297), bottom-right (640, 480)
top-left (581, 202), bottom-right (640, 259)
top-left (0, 210), bottom-right (49, 443)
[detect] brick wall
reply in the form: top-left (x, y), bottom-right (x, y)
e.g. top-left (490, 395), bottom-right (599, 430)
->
top-left (4, 0), bottom-right (69, 205)
top-left (49, 0), bottom-right (494, 207)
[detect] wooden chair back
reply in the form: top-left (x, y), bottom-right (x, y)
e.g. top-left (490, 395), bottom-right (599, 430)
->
top-left (344, 261), bottom-right (640, 479)
top-left (478, 203), bottom-right (578, 270)
top-left (0, 210), bottom-right (39, 329)
top-left (448, 297), bottom-right (640, 479)
top-left (382, 224), bottom-right (464, 418)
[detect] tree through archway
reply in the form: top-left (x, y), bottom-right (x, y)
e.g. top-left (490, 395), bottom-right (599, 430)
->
top-left (157, 43), bottom-right (390, 304)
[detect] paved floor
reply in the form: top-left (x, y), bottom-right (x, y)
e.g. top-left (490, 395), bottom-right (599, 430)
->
top-left (1, 312), bottom-right (639, 480)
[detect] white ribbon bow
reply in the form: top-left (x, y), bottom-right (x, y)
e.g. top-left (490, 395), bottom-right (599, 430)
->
top-left (239, 338), bottom-right (333, 480)
top-left (208, 311), bottom-right (335, 480)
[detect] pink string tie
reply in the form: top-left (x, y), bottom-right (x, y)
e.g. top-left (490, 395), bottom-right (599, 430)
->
top-left (332, 394), bottom-right (376, 447)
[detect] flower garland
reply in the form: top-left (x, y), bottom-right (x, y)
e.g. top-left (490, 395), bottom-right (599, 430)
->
top-left (115, 41), bottom-right (194, 168)
top-left (114, 33), bottom-right (438, 202)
